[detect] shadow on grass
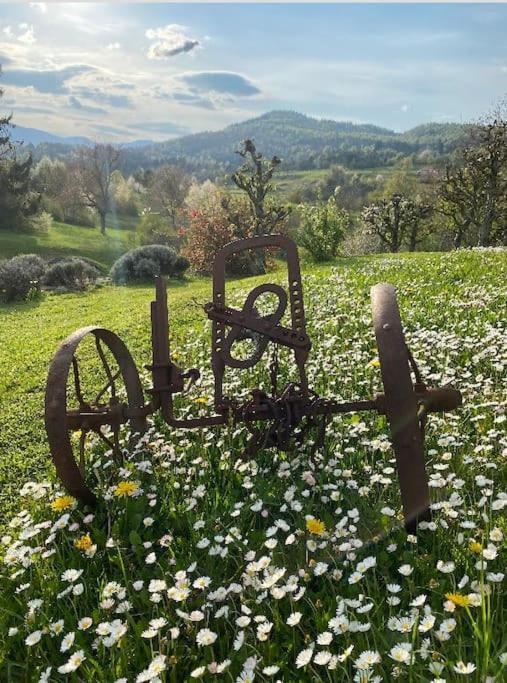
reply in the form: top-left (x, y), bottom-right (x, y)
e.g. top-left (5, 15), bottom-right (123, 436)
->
top-left (0, 295), bottom-right (44, 317)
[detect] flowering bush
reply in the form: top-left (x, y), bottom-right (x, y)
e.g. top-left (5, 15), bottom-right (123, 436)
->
top-left (1, 248), bottom-right (506, 681)
top-left (182, 190), bottom-right (258, 276)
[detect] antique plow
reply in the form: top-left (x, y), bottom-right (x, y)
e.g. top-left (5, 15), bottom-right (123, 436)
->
top-left (45, 234), bottom-right (461, 531)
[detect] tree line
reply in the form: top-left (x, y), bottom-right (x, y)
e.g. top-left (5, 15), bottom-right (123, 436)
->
top-left (2, 67), bottom-right (506, 262)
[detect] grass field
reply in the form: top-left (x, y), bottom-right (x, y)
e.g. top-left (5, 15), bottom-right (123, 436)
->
top-left (0, 220), bottom-right (137, 269)
top-left (0, 248), bottom-right (506, 681)
top-left (260, 166), bottom-right (415, 199)
top-left (227, 167), bottom-right (402, 199)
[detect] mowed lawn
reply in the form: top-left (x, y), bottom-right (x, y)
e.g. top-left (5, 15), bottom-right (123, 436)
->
top-left (0, 220), bottom-right (137, 269)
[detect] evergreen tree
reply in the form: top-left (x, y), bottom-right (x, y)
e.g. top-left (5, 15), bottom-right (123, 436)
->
top-left (0, 67), bottom-right (41, 231)
top-left (0, 67), bottom-right (13, 160)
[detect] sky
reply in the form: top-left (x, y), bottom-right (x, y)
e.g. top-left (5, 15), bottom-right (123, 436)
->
top-left (0, 2), bottom-right (506, 142)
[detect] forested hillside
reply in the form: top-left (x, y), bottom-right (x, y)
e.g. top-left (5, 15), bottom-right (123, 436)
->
top-left (29, 110), bottom-right (466, 178)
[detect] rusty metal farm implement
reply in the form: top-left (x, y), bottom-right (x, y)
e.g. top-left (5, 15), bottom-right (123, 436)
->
top-left (45, 234), bottom-right (462, 531)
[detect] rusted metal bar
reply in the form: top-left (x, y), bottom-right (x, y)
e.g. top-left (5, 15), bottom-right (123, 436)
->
top-left (371, 283), bottom-right (432, 532)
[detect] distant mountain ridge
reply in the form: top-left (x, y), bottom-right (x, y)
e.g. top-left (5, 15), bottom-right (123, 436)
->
top-left (11, 125), bottom-right (154, 148)
top-left (11, 125), bottom-right (92, 147)
top-left (22, 110), bottom-right (467, 176)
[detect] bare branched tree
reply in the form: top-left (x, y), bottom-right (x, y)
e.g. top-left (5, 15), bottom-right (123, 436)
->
top-left (438, 97), bottom-right (507, 247)
top-left (231, 139), bottom-right (290, 235)
top-left (437, 165), bottom-right (483, 248)
top-left (362, 194), bottom-right (432, 253)
top-left (75, 144), bottom-right (120, 234)
top-left (230, 139), bottom-right (290, 274)
top-left (147, 165), bottom-right (190, 227)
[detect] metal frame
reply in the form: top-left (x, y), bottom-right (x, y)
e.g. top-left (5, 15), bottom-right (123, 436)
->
top-left (45, 234), bottom-right (462, 529)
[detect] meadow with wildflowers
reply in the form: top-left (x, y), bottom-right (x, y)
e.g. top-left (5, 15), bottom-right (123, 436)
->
top-left (0, 248), bottom-right (506, 682)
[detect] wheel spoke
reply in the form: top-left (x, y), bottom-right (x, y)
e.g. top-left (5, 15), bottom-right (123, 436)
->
top-left (95, 336), bottom-right (117, 401)
top-left (96, 427), bottom-right (115, 451)
top-left (72, 356), bottom-right (86, 407)
top-left (96, 426), bottom-right (123, 464)
top-left (78, 430), bottom-right (87, 477)
top-left (112, 426), bottom-right (123, 465)
top-left (406, 345), bottom-right (424, 385)
top-left (95, 369), bottom-right (122, 404)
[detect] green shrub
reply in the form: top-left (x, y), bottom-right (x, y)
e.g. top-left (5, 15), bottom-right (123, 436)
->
top-left (137, 212), bottom-right (175, 246)
top-left (110, 245), bottom-right (189, 284)
top-left (47, 255), bottom-right (106, 276)
top-left (65, 206), bottom-right (97, 228)
top-left (42, 258), bottom-right (100, 291)
top-left (12, 254), bottom-right (46, 280)
top-left (133, 257), bottom-right (160, 280)
top-left (0, 253), bottom-right (46, 302)
top-left (27, 210), bottom-right (52, 234)
top-left (297, 198), bottom-right (349, 262)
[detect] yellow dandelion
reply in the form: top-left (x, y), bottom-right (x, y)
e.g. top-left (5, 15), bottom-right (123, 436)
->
top-left (469, 541), bottom-right (483, 554)
top-left (193, 396), bottom-right (208, 405)
top-left (50, 495), bottom-right (76, 512)
top-left (74, 534), bottom-right (93, 552)
top-left (306, 518), bottom-right (326, 536)
top-left (445, 592), bottom-right (472, 607)
top-left (368, 358), bottom-right (381, 368)
top-left (114, 481), bottom-right (139, 497)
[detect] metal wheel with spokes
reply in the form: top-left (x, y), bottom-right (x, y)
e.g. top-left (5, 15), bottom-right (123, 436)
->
top-left (45, 327), bottom-right (147, 505)
top-left (371, 284), bottom-right (431, 532)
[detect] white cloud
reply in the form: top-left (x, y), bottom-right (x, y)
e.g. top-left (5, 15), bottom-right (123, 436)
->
top-left (145, 24), bottom-right (199, 59)
top-left (401, 104), bottom-right (409, 112)
top-left (106, 42), bottom-right (121, 51)
top-left (29, 3), bottom-right (47, 13)
top-left (2, 23), bottom-right (36, 45)
top-left (18, 26), bottom-right (36, 45)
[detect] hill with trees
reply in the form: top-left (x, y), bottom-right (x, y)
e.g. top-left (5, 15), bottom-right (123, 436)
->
top-left (121, 111), bottom-right (466, 176)
top-left (27, 110), bottom-right (467, 178)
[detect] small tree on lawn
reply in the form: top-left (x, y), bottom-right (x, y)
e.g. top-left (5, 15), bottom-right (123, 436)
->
top-left (437, 164), bottom-right (483, 248)
top-left (298, 196), bottom-right (349, 262)
top-left (182, 182), bottom-right (256, 276)
top-left (470, 110), bottom-right (507, 246)
top-left (406, 201), bottom-right (433, 252)
top-left (75, 144), bottom-right (120, 234)
top-left (361, 194), bottom-right (432, 253)
top-left (146, 165), bottom-right (190, 228)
